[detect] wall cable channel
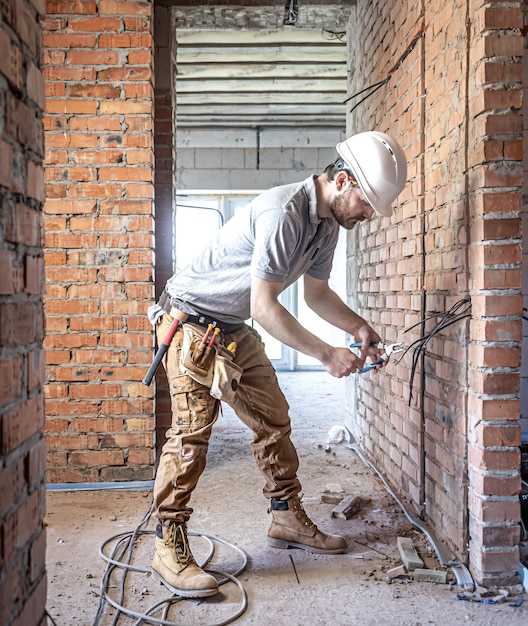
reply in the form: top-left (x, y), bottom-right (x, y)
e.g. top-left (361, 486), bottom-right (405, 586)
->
top-left (348, 442), bottom-right (475, 589)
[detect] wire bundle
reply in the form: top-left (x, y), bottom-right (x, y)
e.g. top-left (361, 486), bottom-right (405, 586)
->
top-left (92, 505), bottom-right (249, 626)
top-left (344, 30), bottom-right (425, 114)
top-left (397, 297), bottom-right (472, 405)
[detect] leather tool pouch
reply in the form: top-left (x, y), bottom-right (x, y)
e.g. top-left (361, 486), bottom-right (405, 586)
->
top-left (210, 346), bottom-right (243, 403)
top-left (180, 324), bottom-right (215, 387)
top-left (180, 325), bottom-right (242, 402)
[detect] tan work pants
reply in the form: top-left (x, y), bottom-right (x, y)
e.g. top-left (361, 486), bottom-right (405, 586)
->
top-left (152, 313), bottom-right (301, 524)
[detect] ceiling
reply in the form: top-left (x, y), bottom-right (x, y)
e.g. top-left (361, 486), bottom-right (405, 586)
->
top-left (173, 3), bottom-right (349, 128)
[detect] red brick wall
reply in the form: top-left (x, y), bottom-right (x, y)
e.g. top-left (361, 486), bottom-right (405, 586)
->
top-left (348, 0), bottom-right (523, 586)
top-left (42, 0), bottom-right (155, 482)
top-left (0, 1), bottom-right (48, 624)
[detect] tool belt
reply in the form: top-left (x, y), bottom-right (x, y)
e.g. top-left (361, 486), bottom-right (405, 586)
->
top-left (179, 324), bottom-right (243, 403)
top-left (157, 293), bottom-right (242, 402)
top-left (158, 292), bottom-right (243, 334)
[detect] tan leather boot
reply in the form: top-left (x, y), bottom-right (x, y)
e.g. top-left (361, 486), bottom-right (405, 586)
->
top-left (267, 495), bottom-right (347, 554)
top-left (151, 522), bottom-right (219, 598)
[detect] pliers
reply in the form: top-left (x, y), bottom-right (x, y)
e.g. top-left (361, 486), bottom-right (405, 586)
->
top-left (349, 341), bottom-right (405, 374)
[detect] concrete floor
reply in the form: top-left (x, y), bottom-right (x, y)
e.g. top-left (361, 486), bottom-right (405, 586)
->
top-left (46, 371), bottom-right (528, 625)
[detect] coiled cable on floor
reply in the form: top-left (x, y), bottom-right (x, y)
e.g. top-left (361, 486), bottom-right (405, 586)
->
top-left (92, 505), bottom-right (249, 626)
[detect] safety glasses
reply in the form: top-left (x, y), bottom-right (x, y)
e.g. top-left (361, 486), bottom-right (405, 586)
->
top-left (347, 176), bottom-right (371, 208)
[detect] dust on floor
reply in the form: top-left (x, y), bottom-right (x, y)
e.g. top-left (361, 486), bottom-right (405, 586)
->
top-left (46, 372), bottom-right (528, 625)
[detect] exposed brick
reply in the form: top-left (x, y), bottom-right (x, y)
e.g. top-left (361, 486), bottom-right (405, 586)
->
top-left (472, 265), bottom-right (521, 291)
top-left (29, 528), bottom-right (46, 582)
top-left (44, 33), bottom-right (98, 48)
top-left (69, 417), bottom-right (124, 432)
top-left (473, 423), bottom-right (521, 448)
top-left (46, 434), bottom-right (99, 451)
top-left (27, 349), bottom-right (45, 393)
top-left (0, 354), bottom-right (24, 407)
top-left (1, 393), bottom-right (46, 455)
top-left (25, 255), bottom-right (45, 294)
top-left (0, 457), bottom-right (24, 518)
top-left (15, 489), bottom-right (42, 550)
top-left (99, 33), bottom-right (152, 48)
top-left (128, 448), bottom-right (153, 465)
top-left (46, 1), bottom-right (98, 15)
top-left (469, 370), bottom-right (519, 395)
top-left (469, 344), bottom-right (520, 368)
top-left (0, 62), bottom-right (49, 590)
top-left (46, 467), bottom-right (99, 483)
top-left (468, 491), bottom-right (520, 524)
top-left (0, 250), bottom-right (20, 294)
top-left (468, 446), bottom-right (520, 473)
top-left (469, 540), bottom-right (520, 575)
top-left (28, 439), bottom-right (47, 487)
top-left (476, 6), bottom-right (523, 32)
top-left (0, 302), bottom-right (45, 348)
top-left (70, 449), bottom-right (125, 466)
top-left (469, 468), bottom-right (520, 498)
top-left (68, 16), bottom-right (122, 31)
top-left (65, 49), bottom-right (119, 65)
top-left (472, 319), bottom-right (522, 343)
top-left (99, 0), bottom-right (151, 16)
top-left (472, 191), bottom-right (521, 220)
top-left (469, 519), bottom-right (520, 548)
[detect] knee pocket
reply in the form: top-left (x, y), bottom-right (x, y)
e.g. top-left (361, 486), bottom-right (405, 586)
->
top-left (169, 372), bottom-right (215, 431)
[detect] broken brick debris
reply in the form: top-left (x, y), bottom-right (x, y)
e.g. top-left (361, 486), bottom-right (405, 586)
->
top-left (396, 536), bottom-right (425, 571)
top-left (321, 492), bottom-right (344, 505)
top-left (412, 568), bottom-right (447, 584)
top-left (386, 565), bottom-right (408, 579)
top-left (331, 494), bottom-right (361, 520)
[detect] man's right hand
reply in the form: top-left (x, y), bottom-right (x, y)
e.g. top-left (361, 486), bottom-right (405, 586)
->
top-left (321, 346), bottom-right (365, 378)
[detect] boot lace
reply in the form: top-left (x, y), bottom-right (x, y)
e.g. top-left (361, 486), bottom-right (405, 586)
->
top-left (166, 522), bottom-right (195, 567)
top-left (292, 496), bottom-right (316, 530)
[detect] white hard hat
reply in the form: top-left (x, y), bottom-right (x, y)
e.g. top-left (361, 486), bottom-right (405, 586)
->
top-left (336, 131), bottom-right (407, 216)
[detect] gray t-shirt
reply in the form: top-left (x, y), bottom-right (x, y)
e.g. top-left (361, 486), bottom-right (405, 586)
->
top-left (162, 175), bottom-right (339, 325)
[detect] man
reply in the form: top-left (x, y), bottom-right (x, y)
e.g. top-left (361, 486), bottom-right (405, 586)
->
top-left (147, 131), bottom-right (407, 598)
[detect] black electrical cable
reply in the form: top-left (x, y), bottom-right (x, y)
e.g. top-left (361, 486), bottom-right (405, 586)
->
top-left (346, 78), bottom-right (391, 114)
top-left (46, 609), bottom-right (59, 626)
top-left (283, 0), bottom-right (298, 25)
top-left (322, 28), bottom-right (347, 43)
top-left (396, 297), bottom-right (472, 405)
top-left (344, 30), bottom-right (425, 112)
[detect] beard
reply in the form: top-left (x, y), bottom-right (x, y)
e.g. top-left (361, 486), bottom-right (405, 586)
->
top-left (329, 191), bottom-right (360, 230)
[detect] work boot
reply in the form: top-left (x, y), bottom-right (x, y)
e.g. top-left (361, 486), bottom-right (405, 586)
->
top-left (151, 522), bottom-right (219, 598)
top-left (267, 495), bottom-right (347, 554)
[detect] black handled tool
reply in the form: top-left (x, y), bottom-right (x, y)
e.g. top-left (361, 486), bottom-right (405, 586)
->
top-left (142, 318), bottom-right (180, 385)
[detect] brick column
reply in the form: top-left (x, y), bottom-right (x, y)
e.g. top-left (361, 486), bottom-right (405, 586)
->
top-left (467, 2), bottom-right (523, 586)
top-left (43, 0), bottom-right (156, 482)
top-left (0, 0), bottom-right (48, 624)
top-left (153, 2), bottom-right (174, 458)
